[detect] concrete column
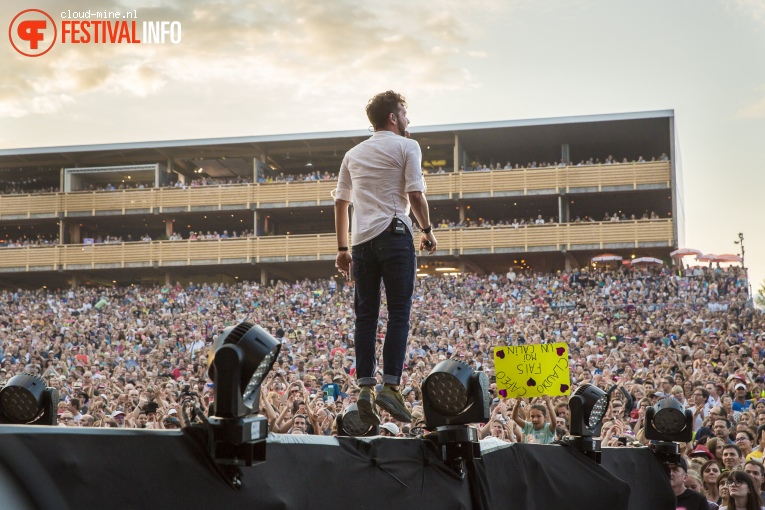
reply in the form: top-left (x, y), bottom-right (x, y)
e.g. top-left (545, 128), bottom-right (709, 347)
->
top-left (70, 275), bottom-right (79, 288)
top-left (564, 253), bottom-right (579, 272)
top-left (260, 268), bottom-right (269, 286)
top-left (254, 211), bottom-right (259, 236)
top-left (453, 134), bottom-right (461, 173)
top-left (559, 196), bottom-right (570, 223)
top-left (562, 197), bottom-right (570, 223)
top-left (459, 205), bottom-right (466, 222)
top-left (164, 271), bottom-right (171, 286)
top-left (561, 144), bottom-right (570, 165)
top-left (68, 223), bottom-right (81, 244)
top-left (165, 219), bottom-right (173, 238)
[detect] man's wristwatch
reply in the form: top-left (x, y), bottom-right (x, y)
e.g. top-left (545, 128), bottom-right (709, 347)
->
top-left (338, 247), bottom-right (349, 252)
top-left (421, 225), bottom-right (432, 234)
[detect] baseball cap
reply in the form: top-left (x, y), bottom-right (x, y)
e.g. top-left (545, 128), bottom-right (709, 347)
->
top-left (110, 410), bottom-right (125, 418)
top-left (735, 383), bottom-right (747, 391)
top-left (668, 457), bottom-right (688, 472)
top-left (689, 444), bottom-right (714, 460)
top-left (380, 423), bottom-right (400, 435)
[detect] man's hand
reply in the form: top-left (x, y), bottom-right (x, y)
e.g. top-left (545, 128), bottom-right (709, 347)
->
top-left (420, 232), bottom-right (437, 254)
top-left (335, 251), bottom-right (352, 280)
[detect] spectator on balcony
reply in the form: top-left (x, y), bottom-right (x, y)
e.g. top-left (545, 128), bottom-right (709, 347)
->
top-left (534, 215), bottom-right (545, 225)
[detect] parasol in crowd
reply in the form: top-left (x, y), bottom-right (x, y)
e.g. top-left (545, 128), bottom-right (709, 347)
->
top-left (669, 248), bottom-right (702, 258)
top-left (631, 257), bottom-right (663, 266)
top-left (697, 253), bottom-right (743, 263)
top-left (591, 253), bottom-right (623, 263)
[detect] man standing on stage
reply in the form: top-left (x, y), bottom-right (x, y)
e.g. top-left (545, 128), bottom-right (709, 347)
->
top-left (333, 90), bottom-right (437, 426)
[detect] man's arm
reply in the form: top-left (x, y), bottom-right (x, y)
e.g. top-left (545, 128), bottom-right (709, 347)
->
top-left (408, 191), bottom-right (437, 254)
top-left (334, 200), bottom-right (352, 278)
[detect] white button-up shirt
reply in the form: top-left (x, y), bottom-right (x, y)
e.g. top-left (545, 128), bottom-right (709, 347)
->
top-left (333, 130), bottom-right (426, 246)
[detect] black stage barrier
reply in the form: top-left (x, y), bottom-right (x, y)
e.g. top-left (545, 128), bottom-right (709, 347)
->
top-left (0, 426), bottom-right (672, 510)
top-left (601, 446), bottom-right (676, 510)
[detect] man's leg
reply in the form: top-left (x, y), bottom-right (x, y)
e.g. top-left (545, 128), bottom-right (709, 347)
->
top-left (375, 231), bottom-right (415, 422)
top-left (352, 240), bottom-right (382, 425)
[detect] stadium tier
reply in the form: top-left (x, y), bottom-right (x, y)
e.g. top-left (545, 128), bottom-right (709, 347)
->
top-left (0, 110), bottom-right (680, 288)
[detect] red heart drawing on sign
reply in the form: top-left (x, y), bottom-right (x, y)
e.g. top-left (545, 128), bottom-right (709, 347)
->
top-left (556, 347), bottom-right (565, 356)
top-left (527, 378), bottom-right (536, 387)
top-left (560, 384), bottom-right (569, 393)
top-left (499, 389), bottom-right (507, 398)
top-left (496, 350), bottom-right (505, 359)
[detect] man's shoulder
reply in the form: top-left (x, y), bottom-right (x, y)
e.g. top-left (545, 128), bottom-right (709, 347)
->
top-left (360, 131), bottom-right (421, 151)
top-left (677, 488), bottom-right (709, 508)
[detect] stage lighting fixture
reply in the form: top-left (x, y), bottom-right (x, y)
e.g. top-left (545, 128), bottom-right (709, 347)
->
top-left (207, 321), bottom-right (281, 419)
top-left (336, 403), bottom-right (378, 437)
top-left (565, 383), bottom-right (610, 463)
top-left (189, 321), bottom-right (280, 485)
top-left (645, 398), bottom-right (693, 443)
top-left (568, 383), bottom-right (609, 437)
top-left (422, 359), bottom-right (490, 429)
top-left (422, 360), bottom-right (490, 478)
top-left (0, 373), bottom-right (58, 426)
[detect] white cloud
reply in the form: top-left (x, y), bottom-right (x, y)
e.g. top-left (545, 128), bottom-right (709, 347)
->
top-left (0, 0), bottom-right (497, 119)
top-left (736, 93), bottom-right (765, 119)
top-left (726, 0), bottom-right (765, 20)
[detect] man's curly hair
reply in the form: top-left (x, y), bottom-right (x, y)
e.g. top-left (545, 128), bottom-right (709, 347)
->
top-left (366, 91), bottom-right (407, 130)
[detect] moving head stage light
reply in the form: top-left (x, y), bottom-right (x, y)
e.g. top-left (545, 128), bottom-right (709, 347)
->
top-left (187, 321), bottom-right (280, 488)
top-left (422, 359), bottom-right (490, 477)
top-left (0, 373), bottom-right (58, 426)
top-left (645, 397), bottom-right (693, 472)
top-left (336, 403), bottom-right (378, 437)
top-left (564, 383), bottom-right (610, 462)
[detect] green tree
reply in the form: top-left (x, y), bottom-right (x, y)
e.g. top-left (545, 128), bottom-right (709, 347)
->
top-left (756, 279), bottom-right (765, 309)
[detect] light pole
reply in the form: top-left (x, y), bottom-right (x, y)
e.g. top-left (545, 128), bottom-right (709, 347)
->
top-left (734, 232), bottom-right (751, 298)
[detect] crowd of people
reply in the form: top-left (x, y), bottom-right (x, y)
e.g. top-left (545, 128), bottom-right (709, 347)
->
top-left (460, 153), bottom-right (669, 172)
top-left (0, 153), bottom-right (671, 197)
top-left (0, 235), bottom-right (59, 248)
top-left (257, 170), bottom-right (337, 183)
top-left (434, 211), bottom-right (665, 229)
top-left (0, 262), bottom-right (758, 508)
top-left (0, 184), bottom-right (59, 195)
top-left (1, 211), bottom-right (669, 250)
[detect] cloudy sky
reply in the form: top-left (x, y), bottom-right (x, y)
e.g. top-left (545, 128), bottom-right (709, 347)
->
top-left (2, 0), bottom-right (763, 294)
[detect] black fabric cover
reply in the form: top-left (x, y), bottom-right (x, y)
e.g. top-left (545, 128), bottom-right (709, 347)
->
top-left (601, 446), bottom-right (676, 510)
top-left (478, 442), bottom-right (632, 510)
top-left (0, 426), bottom-right (664, 510)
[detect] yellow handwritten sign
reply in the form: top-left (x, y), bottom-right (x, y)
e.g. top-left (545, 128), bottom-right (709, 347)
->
top-left (493, 343), bottom-right (571, 398)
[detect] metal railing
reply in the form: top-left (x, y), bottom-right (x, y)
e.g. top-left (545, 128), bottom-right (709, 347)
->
top-left (0, 219), bottom-right (673, 272)
top-left (0, 161), bottom-right (671, 219)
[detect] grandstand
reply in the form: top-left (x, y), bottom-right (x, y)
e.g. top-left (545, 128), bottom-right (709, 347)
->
top-left (0, 110), bottom-right (680, 288)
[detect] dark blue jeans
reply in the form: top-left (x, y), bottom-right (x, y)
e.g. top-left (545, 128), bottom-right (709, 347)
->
top-left (352, 229), bottom-right (416, 387)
